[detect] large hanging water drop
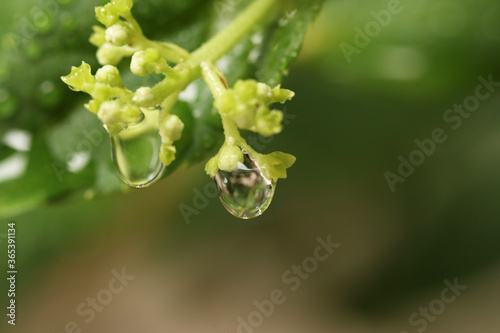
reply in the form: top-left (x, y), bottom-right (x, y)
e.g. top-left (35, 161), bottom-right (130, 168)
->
top-left (110, 107), bottom-right (165, 188)
top-left (215, 152), bottom-right (275, 219)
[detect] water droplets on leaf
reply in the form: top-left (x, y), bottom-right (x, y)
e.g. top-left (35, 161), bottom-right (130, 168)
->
top-left (214, 151), bottom-right (275, 219)
top-left (111, 106), bottom-right (165, 188)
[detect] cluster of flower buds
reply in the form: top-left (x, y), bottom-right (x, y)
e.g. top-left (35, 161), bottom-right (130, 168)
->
top-left (215, 79), bottom-right (294, 137)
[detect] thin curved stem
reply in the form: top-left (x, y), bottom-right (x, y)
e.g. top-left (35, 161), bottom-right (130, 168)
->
top-left (151, 0), bottom-right (278, 101)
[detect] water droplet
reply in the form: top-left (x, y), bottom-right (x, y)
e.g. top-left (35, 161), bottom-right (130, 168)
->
top-left (0, 89), bottom-right (18, 119)
top-left (111, 107), bottom-right (165, 188)
top-left (214, 152), bottom-right (275, 219)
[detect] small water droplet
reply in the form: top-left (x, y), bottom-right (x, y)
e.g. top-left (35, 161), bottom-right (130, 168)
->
top-left (111, 107), bottom-right (165, 188)
top-left (215, 152), bottom-right (275, 219)
top-left (0, 89), bottom-right (18, 119)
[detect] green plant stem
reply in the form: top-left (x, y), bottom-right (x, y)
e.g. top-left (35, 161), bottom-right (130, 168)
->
top-left (200, 61), bottom-right (260, 158)
top-left (151, 0), bottom-right (278, 101)
top-left (200, 62), bottom-right (240, 142)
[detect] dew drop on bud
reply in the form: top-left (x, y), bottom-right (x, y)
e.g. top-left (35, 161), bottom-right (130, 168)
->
top-left (110, 107), bottom-right (165, 188)
top-left (215, 152), bottom-right (275, 219)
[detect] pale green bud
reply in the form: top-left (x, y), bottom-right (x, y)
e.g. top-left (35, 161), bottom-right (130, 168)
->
top-left (160, 143), bottom-right (176, 166)
top-left (105, 22), bottom-right (133, 47)
top-left (97, 43), bottom-right (125, 66)
top-left (130, 48), bottom-right (168, 77)
top-left (205, 156), bottom-right (219, 178)
top-left (97, 100), bottom-right (122, 126)
top-left (95, 65), bottom-right (123, 87)
top-left (255, 152), bottom-right (296, 181)
top-left (95, 5), bottom-right (119, 27)
top-left (89, 26), bottom-right (106, 47)
top-left (218, 145), bottom-right (244, 172)
top-left (256, 82), bottom-right (272, 104)
top-left (61, 62), bottom-right (95, 93)
top-left (160, 114), bottom-right (184, 142)
top-left (132, 87), bottom-right (157, 107)
top-left (271, 85), bottom-right (295, 103)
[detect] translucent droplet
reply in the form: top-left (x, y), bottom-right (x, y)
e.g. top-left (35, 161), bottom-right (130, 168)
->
top-left (0, 89), bottom-right (18, 119)
top-left (110, 107), bottom-right (165, 188)
top-left (215, 152), bottom-right (275, 219)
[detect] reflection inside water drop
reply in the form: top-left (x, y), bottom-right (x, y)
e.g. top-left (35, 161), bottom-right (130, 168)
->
top-left (111, 107), bottom-right (165, 188)
top-left (215, 152), bottom-right (275, 219)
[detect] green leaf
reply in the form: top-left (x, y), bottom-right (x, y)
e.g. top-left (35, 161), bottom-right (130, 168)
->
top-left (0, 0), bottom-right (324, 218)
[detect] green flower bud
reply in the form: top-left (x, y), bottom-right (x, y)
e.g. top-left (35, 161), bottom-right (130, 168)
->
top-left (111, 0), bottom-right (133, 14)
top-left (271, 85), bottom-right (295, 103)
top-left (255, 151), bottom-right (296, 181)
top-left (105, 22), bottom-right (133, 47)
top-left (214, 91), bottom-right (236, 114)
top-left (89, 26), bottom-right (106, 47)
top-left (255, 107), bottom-right (283, 136)
top-left (97, 100), bottom-right (122, 127)
top-left (160, 143), bottom-right (176, 166)
top-left (97, 100), bottom-right (141, 136)
top-left (95, 5), bottom-right (119, 27)
top-left (121, 104), bottom-right (142, 124)
top-left (256, 82), bottom-right (272, 104)
top-left (61, 62), bottom-right (95, 93)
top-left (130, 48), bottom-right (168, 77)
top-left (218, 145), bottom-right (244, 172)
top-left (132, 87), bottom-right (157, 107)
top-left (84, 99), bottom-right (101, 114)
top-left (91, 83), bottom-right (113, 101)
top-left (95, 65), bottom-right (123, 87)
top-left (205, 156), bottom-right (219, 178)
top-left (234, 79), bottom-right (257, 101)
top-left (160, 114), bottom-right (184, 142)
top-left (97, 43), bottom-right (125, 66)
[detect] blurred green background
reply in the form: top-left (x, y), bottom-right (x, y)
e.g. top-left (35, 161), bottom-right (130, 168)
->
top-left (2, 0), bottom-right (500, 332)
